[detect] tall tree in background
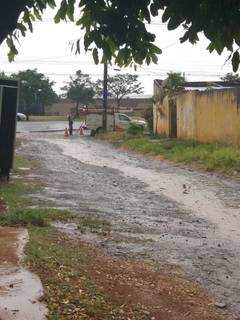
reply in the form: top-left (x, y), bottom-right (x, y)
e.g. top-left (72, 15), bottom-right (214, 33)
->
top-left (13, 69), bottom-right (58, 118)
top-left (95, 74), bottom-right (143, 111)
top-left (220, 73), bottom-right (240, 82)
top-left (0, 72), bottom-right (8, 79)
top-left (62, 70), bottom-right (95, 115)
top-left (1, 2), bottom-right (240, 71)
top-left (163, 72), bottom-right (186, 91)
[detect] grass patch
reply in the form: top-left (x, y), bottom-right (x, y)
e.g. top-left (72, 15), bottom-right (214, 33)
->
top-left (24, 226), bottom-right (222, 320)
top-left (0, 178), bottom-right (108, 229)
top-left (25, 227), bottom-right (117, 319)
top-left (0, 156), bottom-right (111, 230)
top-left (98, 133), bottom-right (240, 174)
top-left (29, 115), bottom-right (67, 121)
top-left (0, 180), bottom-right (36, 210)
top-left (0, 156), bottom-right (40, 210)
top-left (24, 227), bottom-right (153, 320)
top-left (0, 208), bottom-right (76, 227)
top-left (13, 156), bottom-right (39, 175)
top-left (124, 138), bottom-right (240, 173)
top-left (96, 131), bottom-right (129, 142)
top-left (29, 115), bottom-right (85, 122)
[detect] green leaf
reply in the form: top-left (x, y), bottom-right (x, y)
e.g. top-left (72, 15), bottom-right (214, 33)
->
top-left (54, 13), bottom-right (61, 23)
top-left (150, 44), bottom-right (162, 55)
top-left (150, 3), bottom-right (158, 17)
top-left (66, 0), bottom-right (75, 21)
top-left (92, 48), bottom-right (99, 64)
top-left (47, 0), bottom-right (56, 9)
top-left (16, 23), bottom-right (27, 36)
top-left (33, 8), bottom-right (42, 20)
top-left (207, 42), bottom-right (215, 53)
top-left (146, 55), bottom-right (151, 65)
top-left (168, 17), bottom-right (182, 30)
top-left (162, 7), bottom-right (171, 23)
top-left (232, 51), bottom-right (240, 72)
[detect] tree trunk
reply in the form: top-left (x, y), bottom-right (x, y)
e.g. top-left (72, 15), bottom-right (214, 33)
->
top-left (25, 99), bottom-right (30, 121)
top-left (76, 100), bottom-right (80, 117)
top-left (42, 103), bottom-right (45, 115)
top-left (116, 97), bottom-right (120, 112)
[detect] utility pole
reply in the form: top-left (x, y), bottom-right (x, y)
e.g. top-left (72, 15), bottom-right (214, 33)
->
top-left (102, 63), bottom-right (108, 132)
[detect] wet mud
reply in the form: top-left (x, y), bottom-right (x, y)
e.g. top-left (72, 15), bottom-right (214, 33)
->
top-left (17, 132), bottom-right (240, 318)
top-left (0, 227), bottom-right (47, 320)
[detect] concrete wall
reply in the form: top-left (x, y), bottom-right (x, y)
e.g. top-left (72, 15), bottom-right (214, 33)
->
top-left (153, 96), bottom-right (170, 137)
top-left (153, 82), bottom-right (170, 137)
top-left (47, 98), bottom-right (152, 116)
top-left (177, 92), bottom-right (196, 140)
top-left (154, 87), bottom-right (240, 145)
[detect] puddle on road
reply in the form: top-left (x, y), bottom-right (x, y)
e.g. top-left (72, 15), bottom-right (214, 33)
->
top-left (0, 228), bottom-right (47, 320)
top-left (49, 138), bottom-right (240, 242)
top-left (0, 267), bottom-right (46, 320)
top-left (53, 221), bottom-right (105, 245)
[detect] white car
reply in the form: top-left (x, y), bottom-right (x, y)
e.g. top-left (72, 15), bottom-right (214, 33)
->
top-left (131, 119), bottom-right (147, 127)
top-left (86, 112), bottom-right (146, 135)
top-left (17, 112), bottom-right (27, 121)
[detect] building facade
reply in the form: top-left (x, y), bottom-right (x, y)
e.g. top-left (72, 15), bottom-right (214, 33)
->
top-left (153, 80), bottom-right (240, 145)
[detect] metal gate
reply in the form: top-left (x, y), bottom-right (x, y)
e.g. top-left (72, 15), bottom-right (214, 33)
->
top-left (0, 79), bottom-right (19, 180)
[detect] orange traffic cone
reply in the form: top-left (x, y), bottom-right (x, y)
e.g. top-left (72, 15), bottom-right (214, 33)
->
top-left (79, 126), bottom-right (84, 136)
top-left (64, 127), bottom-right (69, 137)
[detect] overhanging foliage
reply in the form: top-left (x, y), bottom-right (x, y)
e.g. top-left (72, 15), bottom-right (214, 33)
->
top-left (1, 1), bottom-right (240, 70)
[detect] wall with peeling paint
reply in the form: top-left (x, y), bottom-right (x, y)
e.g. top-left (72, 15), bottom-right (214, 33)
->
top-left (154, 86), bottom-right (240, 145)
top-left (153, 95), bottom-right (170, 137)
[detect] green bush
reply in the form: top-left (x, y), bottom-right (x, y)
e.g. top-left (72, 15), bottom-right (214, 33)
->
top-left (144, 106), bottom-right (153, 132)
top-left (127, 123), bottom-right (144, 135)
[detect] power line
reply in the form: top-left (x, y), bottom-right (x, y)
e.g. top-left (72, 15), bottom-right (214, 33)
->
top-left (0, 54), bottom-right (230, 69)
top-left (3, 70), bottom-right (224, 78)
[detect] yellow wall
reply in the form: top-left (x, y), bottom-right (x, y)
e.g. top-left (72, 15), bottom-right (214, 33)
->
top-left (154, 87), bottom-right (240, 145)
top-left (177, 89), bottom-right (240, 145)
top-left (153, 96), bottom-right (170, 137)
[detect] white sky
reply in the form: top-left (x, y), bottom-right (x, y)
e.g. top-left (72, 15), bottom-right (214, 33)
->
top-left (0, 7), bottom-right (234, 97)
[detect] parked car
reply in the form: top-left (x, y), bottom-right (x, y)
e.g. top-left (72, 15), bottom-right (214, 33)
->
top-left (86, 112), bottom-right (146, 135)
top-left (17, 113), bottom-right (27, 121)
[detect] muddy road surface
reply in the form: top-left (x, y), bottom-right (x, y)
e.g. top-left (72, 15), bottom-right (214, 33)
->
top-left (0, 227), bottom-right (47, 320)
top-left (17, 132), bottom-right (240, 318)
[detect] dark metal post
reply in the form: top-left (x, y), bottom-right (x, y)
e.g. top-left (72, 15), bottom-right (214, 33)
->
top-left (102, 63), bottom-right (108, 132)
top-left (0, 79), bottom-right (19, 181)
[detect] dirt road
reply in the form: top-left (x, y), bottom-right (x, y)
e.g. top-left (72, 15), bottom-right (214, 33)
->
top-left (17, 131), bottom-right (240, 318)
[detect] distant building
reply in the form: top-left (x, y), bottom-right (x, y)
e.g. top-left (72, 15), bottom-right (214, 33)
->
top-left (153, 80), bottom-right (240, 145)
top-left (46, 97), bottom-right (152, 117)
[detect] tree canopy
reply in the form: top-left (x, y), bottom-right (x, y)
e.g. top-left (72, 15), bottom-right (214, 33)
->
top-left (163, 71), bottom-right (186, 91)
top-left (96, 74), bottom-right (143, 110)
top-left (12, 69), bottom-right (58, 116)
top-left (220, 73), bottom-right (240, 82)
top-left (62, 70), bottom-right (95, 114)
top-left (1, 1), bottom-right (240, 70)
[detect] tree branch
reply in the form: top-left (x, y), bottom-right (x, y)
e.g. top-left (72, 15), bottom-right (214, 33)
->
top-left (0, 0), bottom-right (27, 45)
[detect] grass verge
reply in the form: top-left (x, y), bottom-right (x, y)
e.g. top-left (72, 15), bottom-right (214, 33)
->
top-left (13, 156), bottom-right (39, 175)
top-left (29, 115), bottom-right (67, 121)
top-left (29, 115), bottom-right (84, 121)
top-left (97, 132), bottom-right (240, 174)
top-left (25, 226), bottom-right (223, 320)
